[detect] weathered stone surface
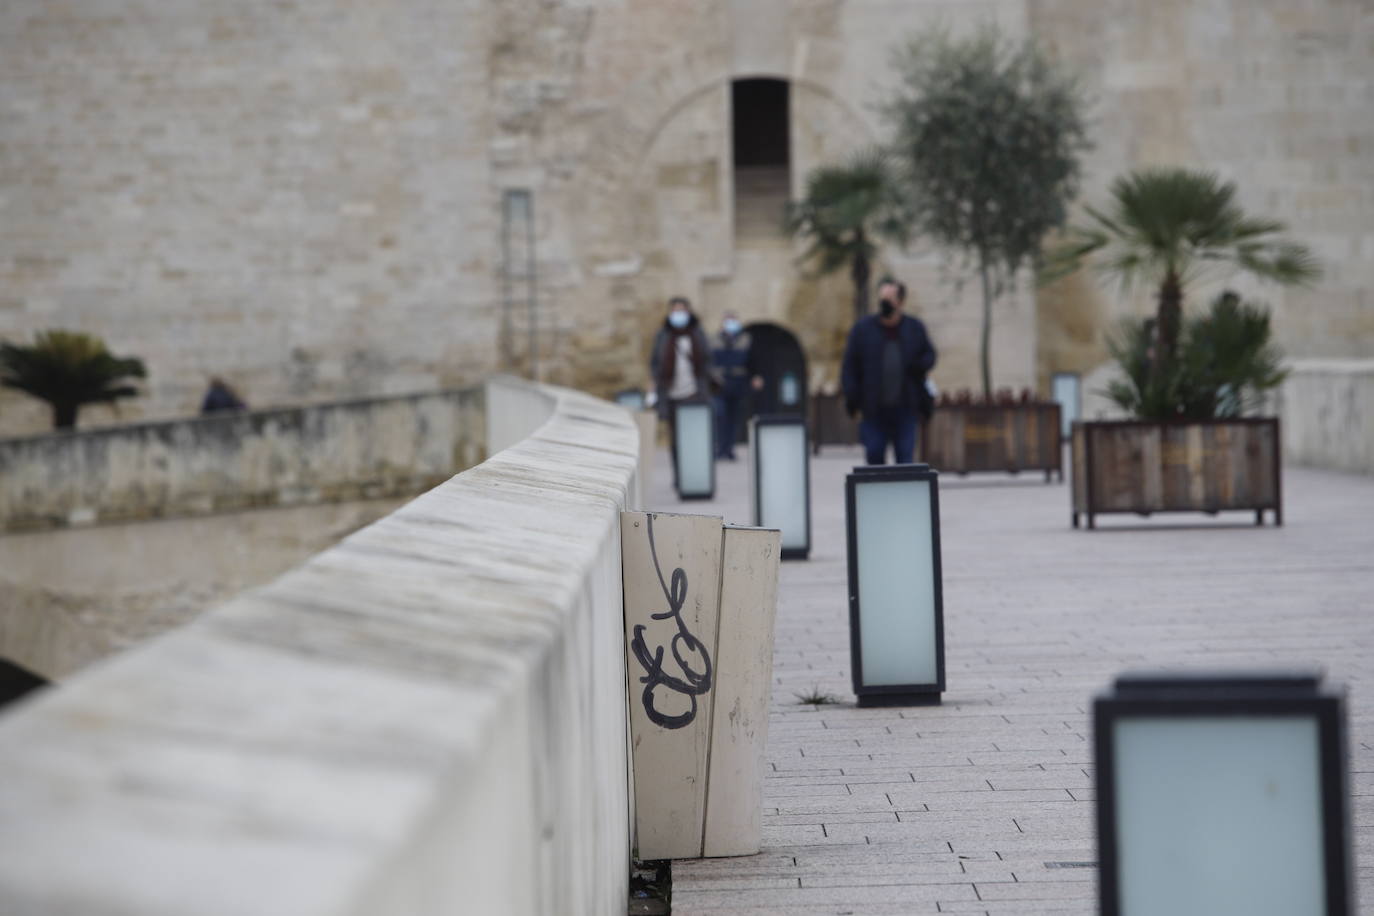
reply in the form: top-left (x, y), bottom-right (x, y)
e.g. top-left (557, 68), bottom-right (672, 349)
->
top-left (0, 378), bottom-right (639, 916)
top-left (0, 387), bottom-right (485, 531)
top-left (4, 1), bottom-right (1365, 430)
top-left (1275, 358), bottom-right (1374, 475)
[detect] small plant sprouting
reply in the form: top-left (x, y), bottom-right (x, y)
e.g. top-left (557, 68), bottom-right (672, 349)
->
top-left (794, 685), bottom-right (840, 706)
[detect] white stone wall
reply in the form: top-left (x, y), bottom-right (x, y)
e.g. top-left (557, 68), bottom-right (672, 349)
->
top-left (1275, 359), bottom-right (1374, 475)
top-left (0, 379), bottom-right (638, 916)
top-left (1033, 0), bottom-right (1374, 384)
top-left (0, 388), bottom-right (486, 531)
top-left (0, 0), bottom-right (501, 434)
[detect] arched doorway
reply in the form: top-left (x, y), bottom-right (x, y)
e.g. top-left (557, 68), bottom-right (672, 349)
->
top-left (743, 322), bottom-right (808, 433)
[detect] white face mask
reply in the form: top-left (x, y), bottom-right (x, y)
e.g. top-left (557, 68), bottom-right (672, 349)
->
top-left (668, 310), bottom-right (690, 329)
top-left (722, 318), bottom-right (742, 336)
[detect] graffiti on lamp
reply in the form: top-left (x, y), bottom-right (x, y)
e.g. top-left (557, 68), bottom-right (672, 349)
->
top-left (629, 514), bottom-right (714, 729)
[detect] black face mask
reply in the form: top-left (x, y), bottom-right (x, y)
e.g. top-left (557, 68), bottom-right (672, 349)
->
top-left (879, 299), bottom-right (897, 319)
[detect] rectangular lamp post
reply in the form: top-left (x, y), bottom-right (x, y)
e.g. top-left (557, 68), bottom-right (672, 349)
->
top-left (844, 464), bottom-right (945, 706)
top-left (1051, 371), bottom-right (1081, 442)
top-left (750, 414), bottom-right (810, 560)
top-left (1095, 670), bottom-right (1351, 916)
top-left (615, 388), bottom-right (646, 411)
top-left (673, 399), bottom-right (715, 500)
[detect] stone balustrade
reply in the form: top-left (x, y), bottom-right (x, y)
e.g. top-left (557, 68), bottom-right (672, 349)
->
top-left (0, 387), bottom-right (487, 532)
top-left (0, 376), bottom-right (639, 916)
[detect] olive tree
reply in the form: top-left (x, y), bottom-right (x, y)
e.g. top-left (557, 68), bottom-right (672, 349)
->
top-left (884, 26), bottom-right (1090, 397)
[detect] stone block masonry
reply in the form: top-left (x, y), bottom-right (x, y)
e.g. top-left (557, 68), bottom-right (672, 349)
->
top-left (0, 387), bottom-right (486, 531)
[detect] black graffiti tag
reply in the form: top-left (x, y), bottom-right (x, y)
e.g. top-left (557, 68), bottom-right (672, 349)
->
top-left (629, 515), bottom-right (713, 729)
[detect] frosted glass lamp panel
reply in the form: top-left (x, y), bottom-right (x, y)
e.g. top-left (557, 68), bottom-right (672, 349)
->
top-left (779, 373), bottom-right (800, 406)
top-left (1052, 373), bottom-right (1079, 438)
top-left (675, 404), bottom-right (714, 496)
top-left (1114, 716), bottom-right (1325, 916)
top-left (853, 478), bottom-right (937, 686)
top-left (757, 423), bottom-right (807, 551)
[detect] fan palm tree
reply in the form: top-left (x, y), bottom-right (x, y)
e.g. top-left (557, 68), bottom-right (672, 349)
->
top-left (786, 149), bottom-right (910, 324)
top-left (0, 330), bottom-right (146, 429)
top-left (1051, 168), bottom-right (1320, 374)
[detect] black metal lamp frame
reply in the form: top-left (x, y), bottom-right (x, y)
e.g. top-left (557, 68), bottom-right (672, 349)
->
top-left (844, 463), bottom-right (946, 707)
top-left (1094, 671), bottom-right (1351, 916)
top-left (751, 413), bottom-right (811, 560)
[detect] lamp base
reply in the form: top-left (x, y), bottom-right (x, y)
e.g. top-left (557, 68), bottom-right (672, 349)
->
top-left (856, 692), bottom-right (942, 708)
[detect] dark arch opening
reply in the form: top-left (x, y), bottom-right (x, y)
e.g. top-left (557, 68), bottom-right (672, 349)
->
top-left (739, 322), bottom-right (808, 442)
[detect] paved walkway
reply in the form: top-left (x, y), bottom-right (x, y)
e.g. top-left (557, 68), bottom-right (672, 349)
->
top-left (646, 445), bottom-right (1374, 915)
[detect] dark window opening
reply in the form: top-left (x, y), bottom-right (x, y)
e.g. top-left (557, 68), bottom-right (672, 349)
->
top-left (732, 79), bottom-right (790, 167)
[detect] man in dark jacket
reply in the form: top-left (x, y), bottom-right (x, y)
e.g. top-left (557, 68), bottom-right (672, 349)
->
top-left (841, 278), bottom-right (937, 465)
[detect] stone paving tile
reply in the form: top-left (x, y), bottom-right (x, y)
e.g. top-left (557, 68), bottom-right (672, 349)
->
top-left (671, 882), bottom-right (979, 908)
top-left (652, 446), bottom-right (1374, 913)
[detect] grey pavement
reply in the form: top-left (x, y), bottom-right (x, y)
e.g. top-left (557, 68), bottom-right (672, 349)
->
top-left (644, 443), bottom-right (1374, 916)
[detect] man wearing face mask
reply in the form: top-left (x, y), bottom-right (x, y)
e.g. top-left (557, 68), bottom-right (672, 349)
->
top-left (649, 296), bottom-right (712, 423)
top-left (709, 312), bottom-right (763, 460)
top-left (841, 278), bottom-right (938, 465)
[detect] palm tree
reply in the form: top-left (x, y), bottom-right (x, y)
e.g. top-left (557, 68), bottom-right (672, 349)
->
top-left (0, 330), bottom-right (146, 429)
top-left (1052, 168), bottom-right (1320, 374)
top-left (786, 149), bottom-right (910, 324)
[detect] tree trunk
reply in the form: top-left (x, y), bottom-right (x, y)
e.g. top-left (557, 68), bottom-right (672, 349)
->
top-left (978, 255), bottom-right (994, 400)
top-left (52, 402), bottom-right (78, 429)
top-left (851, 244), bottom-right (870, 325)
top-left (1151, 269), bottom-right (1184, 386)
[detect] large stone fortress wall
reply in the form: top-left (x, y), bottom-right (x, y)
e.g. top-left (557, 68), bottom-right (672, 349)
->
top-left (0, 1), bottom-right (501, 432)
top-left (1, 1), bottom-right (1369, 435)
top-left (1032, 0), bottom-right (1374, 385)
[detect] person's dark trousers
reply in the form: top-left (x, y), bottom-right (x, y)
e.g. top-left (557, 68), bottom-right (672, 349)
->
top-left (859, 407), bottom-right (918, 465)
top-left (714, 394), bottom-right (742, 459)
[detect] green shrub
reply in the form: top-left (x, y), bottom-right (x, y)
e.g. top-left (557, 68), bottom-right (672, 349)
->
top-left (1104, 292), bottom-right (1286, 420)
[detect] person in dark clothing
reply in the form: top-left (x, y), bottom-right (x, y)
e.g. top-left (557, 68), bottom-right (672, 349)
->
top-left (841, 279), bottom-right (938, 465)
top-left (200, 377), bottom-right (247, 414)
top-left (649, 296), bottom-right (712, 420)
top-left (709, 312), bottom-right (762, 460)
top-left (650, 296), bottom-right (713, 488)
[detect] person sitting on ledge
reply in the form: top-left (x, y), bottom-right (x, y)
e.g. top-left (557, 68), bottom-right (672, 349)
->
top-left (200, 377), bottom-right (247, 415)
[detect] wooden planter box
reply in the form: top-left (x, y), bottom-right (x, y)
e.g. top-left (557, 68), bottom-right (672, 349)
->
top-left (921, 403), bottom-right (1063, 481)
top-left (1071, 418), bottom-right (1282, 529)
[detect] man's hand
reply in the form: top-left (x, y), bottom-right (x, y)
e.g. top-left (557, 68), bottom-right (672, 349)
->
top-left (750, 375), bottom-right (764, 391)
